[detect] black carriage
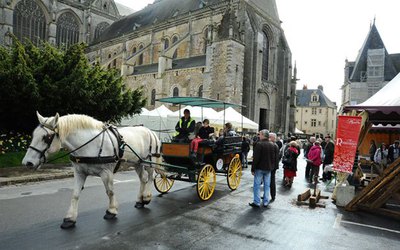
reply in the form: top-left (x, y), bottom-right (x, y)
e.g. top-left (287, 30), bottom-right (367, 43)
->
top-left (152, 97), bottom-right (244, 201)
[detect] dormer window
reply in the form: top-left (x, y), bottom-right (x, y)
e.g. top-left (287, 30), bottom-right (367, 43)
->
top-left (311, 91), bottom-right (319, 102)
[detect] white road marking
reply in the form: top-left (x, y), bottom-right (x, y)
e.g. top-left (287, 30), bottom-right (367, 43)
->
top-left (333, 213), bottom-right (342, 229)
top-left (113, 179), bottom-right (135, 184)
top-left (334, 213), bottom-right (400, 234)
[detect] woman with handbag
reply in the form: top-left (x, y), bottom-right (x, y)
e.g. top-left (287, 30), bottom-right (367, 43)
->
top-left (282, 141), bottom-right (299, 188)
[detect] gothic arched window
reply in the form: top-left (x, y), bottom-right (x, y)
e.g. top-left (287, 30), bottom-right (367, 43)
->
top-left (198, 85), bottom-right (203, 97)
top-left (56, 12), bottom-right (80, 48)
top-left (138, 45), bottom-right (144, 65)
top-left (172, 36), bottom-right (178, 44)
top-left (151, 89), bottom-right (156, 105)
top-left (173, 87), bottom-right (179, 97)
top-left (94, 22), bottom-right (109, 40)
top-left (262, 31), bottom-right (270, 81)
top-left (164, 38), bottom-right (169, 50)
top-left (13, 0), bottom-right (47, 45)
top-left (132, 47), bottom-right (137, 55)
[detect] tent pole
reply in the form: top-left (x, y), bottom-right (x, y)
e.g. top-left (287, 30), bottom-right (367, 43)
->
top-left (223, 103), bottom-right (226, 127)
top-left (241, 106), bottom-right (244, 134)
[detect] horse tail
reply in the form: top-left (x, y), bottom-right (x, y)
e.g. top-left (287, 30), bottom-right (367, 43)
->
top-left (148, 128), bottom-right (161, 156)
top-left (147, 128), bottom-right (163, 167)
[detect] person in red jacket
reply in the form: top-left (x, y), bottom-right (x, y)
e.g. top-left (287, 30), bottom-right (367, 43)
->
top-left (282, 141), bottom-right (299, 188)
top-left (307, 140), bottom-right (322, 184)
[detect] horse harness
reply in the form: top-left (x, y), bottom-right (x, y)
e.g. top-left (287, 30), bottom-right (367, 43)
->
top-left (69, 125), bottom-right (124, 168)
top-left (34, 122), bottom-right (159, 173)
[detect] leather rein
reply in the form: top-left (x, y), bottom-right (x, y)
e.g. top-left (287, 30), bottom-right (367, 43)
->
top-left (33, 124), bottom-right (125, 166)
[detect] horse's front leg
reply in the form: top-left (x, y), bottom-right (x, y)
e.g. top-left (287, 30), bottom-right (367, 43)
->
top-left (134, 164), bottom-right (153, 208)
top-left (61, 168), bottom-right (87, 229)
top-left (100, 168), bottom-right (118, 220)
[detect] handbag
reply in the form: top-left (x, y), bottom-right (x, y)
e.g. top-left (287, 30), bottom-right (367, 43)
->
top-left (282, 150), bottom-right (292, 166)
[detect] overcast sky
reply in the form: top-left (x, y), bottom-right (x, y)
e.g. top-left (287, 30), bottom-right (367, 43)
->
top-left (115, 0), bottom-right (400, 108)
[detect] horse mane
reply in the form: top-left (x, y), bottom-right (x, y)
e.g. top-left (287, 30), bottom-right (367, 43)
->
top-left (57, 114), bottom-right (104, 141)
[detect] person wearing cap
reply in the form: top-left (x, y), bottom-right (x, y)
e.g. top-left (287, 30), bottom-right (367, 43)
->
top-left (249, 129), bottom-right (279, 208)
top-left (387, 140), bottom-right (400, 164)
top-left (174, 109), bottom-right (195, 142)
top-left (322, 135), bottom-right (335, 181)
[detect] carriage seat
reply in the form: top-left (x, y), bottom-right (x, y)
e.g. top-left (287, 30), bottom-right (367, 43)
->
top-left (213, 136), bottom-right (242, 154)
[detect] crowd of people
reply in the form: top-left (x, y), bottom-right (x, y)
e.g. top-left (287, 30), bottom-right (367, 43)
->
top-left (303, 135), bottom-right (335, 184)
top-left (173, 109), bottom-right (399, 209)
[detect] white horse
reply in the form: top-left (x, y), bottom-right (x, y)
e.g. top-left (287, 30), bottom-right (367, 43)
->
top-left (22, 112), bottom-right (161, 229)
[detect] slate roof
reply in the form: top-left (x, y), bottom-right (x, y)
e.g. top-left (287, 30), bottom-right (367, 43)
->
top-left (92, 0), bottom-right (222, 44)
top-left (349, 23), bottom-right (398, 82)
top-left (296, 89), bottom-right (337, 108)
top-left (132, 55), bottom-right (206, 75)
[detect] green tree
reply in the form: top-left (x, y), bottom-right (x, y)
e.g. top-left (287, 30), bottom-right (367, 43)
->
top-left (0, 38), bottom-right (146, 132)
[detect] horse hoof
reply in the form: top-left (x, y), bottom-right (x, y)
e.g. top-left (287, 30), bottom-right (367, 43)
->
top-left (142, 200), bottom-right (151, 205)
top-left (60, 218), bottom-right (76, 229)
top-left (103, 210), bottom-right (117, 220)
top-left (134, 202), bottom-right (144, 209)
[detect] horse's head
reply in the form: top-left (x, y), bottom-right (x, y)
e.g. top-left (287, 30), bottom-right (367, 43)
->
top-left (22, 111), bottom-right (62, 170)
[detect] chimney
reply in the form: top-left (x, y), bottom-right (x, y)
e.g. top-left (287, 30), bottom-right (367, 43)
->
top-left (302, 84), bottom-right (307, 90)
top-left (317, 85), bottom-right (324, 91)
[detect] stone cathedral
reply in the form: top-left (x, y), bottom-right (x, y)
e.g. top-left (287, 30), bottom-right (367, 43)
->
top-left (1, 0), bottom-right (296, 134)
top-left (0, 0), bottom-right (130, 47)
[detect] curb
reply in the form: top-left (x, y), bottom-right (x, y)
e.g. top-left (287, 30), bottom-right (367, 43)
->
top-left (0, 165), bottom-right (135, 187)
top-left (0, 171), bottom-right (74, 186)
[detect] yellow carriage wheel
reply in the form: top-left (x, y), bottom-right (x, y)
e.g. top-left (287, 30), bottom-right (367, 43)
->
top-left (197, 164), bottom-right (216, 201)
top-left (227, 154), bottom-right (242, 190)
top-left (154, 173), bottom-right (174, 194)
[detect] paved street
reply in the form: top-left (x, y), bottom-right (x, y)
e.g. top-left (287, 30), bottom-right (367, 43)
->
top-left (0, 156), bottom-right (399, 250)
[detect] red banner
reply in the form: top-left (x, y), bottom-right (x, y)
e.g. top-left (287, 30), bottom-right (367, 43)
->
top-left (333, 116), bottom-right (363, 173)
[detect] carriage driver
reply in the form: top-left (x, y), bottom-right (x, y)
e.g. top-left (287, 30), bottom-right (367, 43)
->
top-left (174, 109), bottom-right (195, 142)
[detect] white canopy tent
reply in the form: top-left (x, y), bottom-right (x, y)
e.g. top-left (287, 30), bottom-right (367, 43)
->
top-left (168, 106), bottom-right (220, 121)
top-left (295, 128), bottom-right (304, 134)
top-left (357, 72), bottom-right (400, 107)
top-left (120, 105), bottom-right (174, 142)
top-left (344, 72), bottom-right (400, 125)
top-left (212, 107), bottom-right (259, 131)
top-left (119, 107), bottom-right (149, 126)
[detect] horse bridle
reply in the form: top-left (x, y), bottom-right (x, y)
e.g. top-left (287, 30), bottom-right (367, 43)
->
top-left (28, 125), bottom-right (57, 164)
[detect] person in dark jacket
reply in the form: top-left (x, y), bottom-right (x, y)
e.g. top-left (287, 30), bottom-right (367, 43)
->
top-left (174, 109), bottom-right (195, 142)
top-left (190, 119), bottom-right (214, 155)
top-left (249, 129), bottom-right (279, 208)
top-left (369, 140), bottom-right (377, 162)
top-left (268, 132), bottom-right (280, 201)
top-left (387, 140), bottom-right (399, 164)
top-left (241, 136), bottom-right (250, 168)
top-left (322, 135), bottom-right (335, 181)
top-left (282, 141), bottom-right (299, 188)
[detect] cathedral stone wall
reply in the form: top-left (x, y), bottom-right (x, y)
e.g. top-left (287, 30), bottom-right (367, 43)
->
top-left (87, 0), bottom-right (295, 135)
top-left (0, 0), bottom-right (120, 46)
